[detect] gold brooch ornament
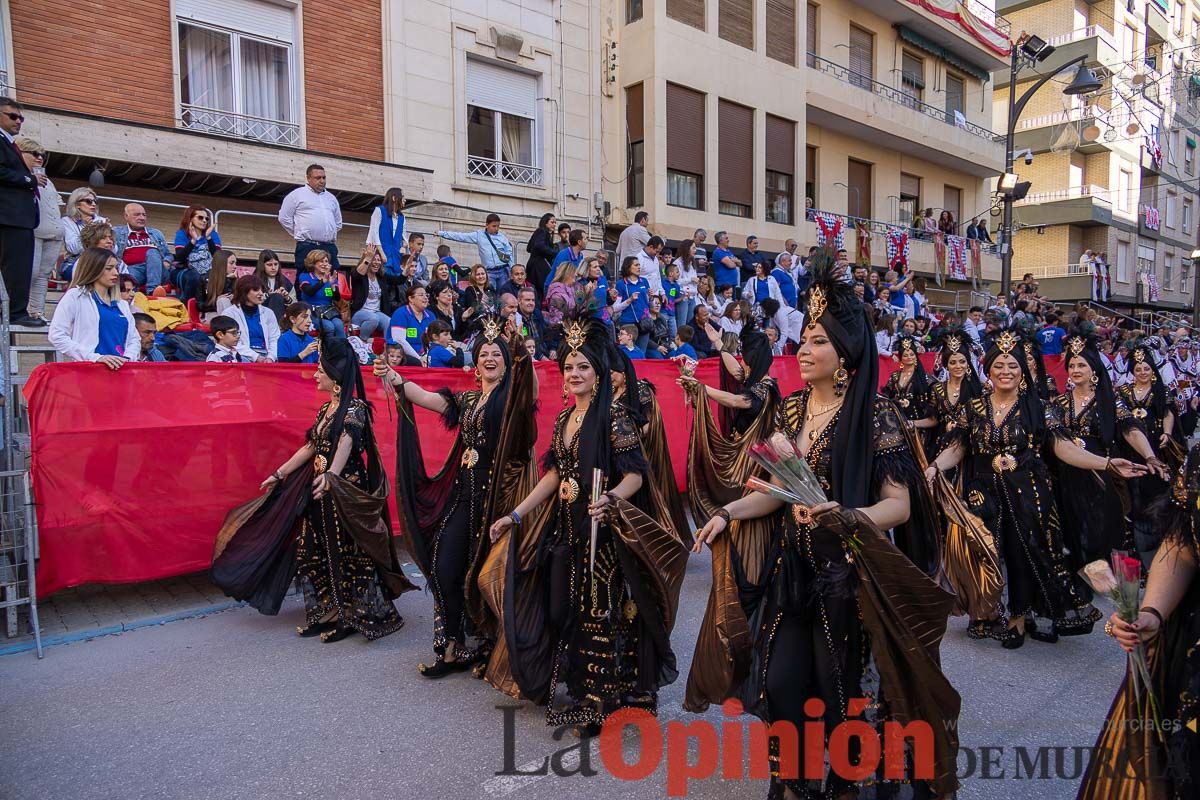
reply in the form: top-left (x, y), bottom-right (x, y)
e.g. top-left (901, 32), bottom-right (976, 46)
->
top-left (564, 320), bottom-right (586, 354)
top-left (991, 453), bottom-right (1017, 472)
top-left (461, 448), bottom-right (480, 468)
top-left (995, 331), bottom-right (1018, 354)
top-left (1067, 336), bottom-right (1086, 357)
top-left (1133, 408), bottom-right (1148, 420)
top-left (1133, 348), bottom-right (1146, 364)
top-left (559, 477), bottom-right (580, 503)
top-left (792, 505), bottom-right (814, 526)
top-left (807, 285), bottom-right (827, 326)
top-left (968, 489), bottom-right (985, 507)
top-left (314, 454), bottom-right (328, 473)
top-left (898, 398), bottom-right (911, 408)
top-left (1073, 437), bottom-right (1087, 450)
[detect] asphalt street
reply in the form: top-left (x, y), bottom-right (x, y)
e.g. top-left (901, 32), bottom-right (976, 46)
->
top-left (1, 549), bottom-right (1125, 800)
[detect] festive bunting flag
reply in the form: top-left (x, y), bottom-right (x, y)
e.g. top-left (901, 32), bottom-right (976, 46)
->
top-left (855, 221), bottom-right (871, 266)
top-left (885, 227), bottom-right (910, 271)
top-left (814, 211), bottom-right (845, 250)
top-left (933, 232), bottom-right (947, 286)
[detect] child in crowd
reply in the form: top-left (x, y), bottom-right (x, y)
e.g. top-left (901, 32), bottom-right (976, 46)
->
top-left (661, 262), bottom-right (682, 338)
top-left (668, 325), bottom-right (698, 360)
top-left (384, 343), bottom-right (405, 368)
top-left (423, 320), bottom-right (465, 368)
top-left (523, 337), bottom-right (540, 362)
top-left (276, 301), bottom-right (319, 364)
top-left (119, 274), bottom-right (137, 306)
top-left (206, 315), bottom-right (244, 362)
top-left (617, 324), bottom-right (646, 359)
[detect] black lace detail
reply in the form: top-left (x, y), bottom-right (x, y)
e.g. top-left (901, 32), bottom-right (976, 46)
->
top-left (541, 407), bottom-right (572, 473)
top-left (871, 396), bottom-right (910, 454)
top-left (610, 405), bottom-right (649, 479)
top-left (341, 399), bottom-right (369, 451)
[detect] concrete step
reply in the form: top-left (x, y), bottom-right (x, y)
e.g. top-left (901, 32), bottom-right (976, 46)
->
top-left (10, 330), bottom-right (49, 346)
top-left (15, 351), bottom-right (54, 375)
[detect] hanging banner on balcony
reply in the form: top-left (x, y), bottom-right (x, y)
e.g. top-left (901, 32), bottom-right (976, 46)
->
top-left (814, 212), bottom-right (845, 250)
top-left (855, 221), bottom-right (871, 266)
top-left (933, 232), bottom-right (947, 286)
top-left (947, 235), bottom-right (969, 280)
top-left (902, 0), bottom-right (1012, 57)
top-left (1146, 135), bottom-right (1163, 168)
top-left (969, 239), bottom-right (982, 285)
top-left (1144, 205), bottom-right (1162, 231)
top-left (1147, 271), bottom-right (1161, 302)
top-left (885, 227), bottom-right (910, 272)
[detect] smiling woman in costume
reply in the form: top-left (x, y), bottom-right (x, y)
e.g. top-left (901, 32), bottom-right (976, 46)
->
top-left (686, 265), bottom-right (958, 800)
top-left (212, 333), bottom-right (416, 642)
top-left (488, 313), bottom-right (688, 737)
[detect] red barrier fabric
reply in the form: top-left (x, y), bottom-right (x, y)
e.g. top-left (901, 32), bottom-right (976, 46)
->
top-left (24, 352), bottom-right (1068, 595)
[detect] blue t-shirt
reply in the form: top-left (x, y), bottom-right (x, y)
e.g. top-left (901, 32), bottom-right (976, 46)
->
top-left (1037, 326), bottom-right (1066, 356)
top-left (887, 283), bottom-right (908, 311)
top-left (173, 230), bottom-right (222, 275)
top-left (621, 344), bottom-right (646, 359)
top-left (93, 295), bottom-right (128, 357)
top-left (712, 248), bottom-right (739, 289)
top-left (298, 272), bottom-right (336, 307)
top-left (427, 343), bottom-right (457, 367)
top-left (388, 305), bottom-right (435, 352)
top-left (616, 277), bottom-right (651, 325)
top-left (277, 329), bottom-right (318, 363)
top-left (751, 277), bottom-right (771, 303)
top-left (662, 279), bottom-right (682, 311)
top-left (669, 343), bottom-right (698, 360)
top-left (588, 274), bottom-right (609, 321)
top-left (243, 307), bottom-right (266, 350)
top-left (547, 247), bottom-right (585, 294)
top-left (771, 267), bottom-right (797, 307)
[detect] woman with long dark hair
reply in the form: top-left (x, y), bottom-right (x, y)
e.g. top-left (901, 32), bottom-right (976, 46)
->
top-left (367, 187), bottom-right (406, 276)
top-left (925, 332), bottom-right (1147, 647)
top-left (1022, 336), bottom-right (1059, 402)
top-left (254, 248), bottom-right (294, 323)
top-left (1052, 334), bottom-right (1168, 585)
top-left (881, 336), bottom-right (937, 449)
top-left (525, 212), bottom-right (558, 304)
top-left (212, 333), bottom-right (417, 642)
top-left (488, 315), bottom-right (687, 735)
top-left (687, 266), bottom-right (957, 799)
top-left (374, 318), bottom-right (538, 685)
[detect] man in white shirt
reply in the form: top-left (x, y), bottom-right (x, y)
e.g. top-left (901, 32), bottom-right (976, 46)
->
top-left (278, 164), bottom-right (344, 271)
top-left (616, 210), bottom-right (651, 266)
top-left (636, 236), bottom-right (665, 298)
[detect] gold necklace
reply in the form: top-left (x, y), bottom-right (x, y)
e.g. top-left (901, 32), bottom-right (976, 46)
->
top-left (572, 403), bottom-right (589, 425)
top-left (807, 397), bottom-right (842, 416)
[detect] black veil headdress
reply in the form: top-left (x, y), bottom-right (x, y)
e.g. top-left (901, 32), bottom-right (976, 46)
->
top-left (1126, 344), bottom-right (1168, 420)
top-left (893, 335), bottom-right (930, 397)
top-left (1065, 330), bottom-right (1116, 449)
top-left (558, 313), bottom-right (615, 487)
top-left (983, 331), bottom-right (1044, 441)
top-left (935, 328), bottom-right (982, 400)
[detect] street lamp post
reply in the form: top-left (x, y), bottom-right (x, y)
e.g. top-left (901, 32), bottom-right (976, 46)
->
top-left (999, 45), bottom-right (1103, 299)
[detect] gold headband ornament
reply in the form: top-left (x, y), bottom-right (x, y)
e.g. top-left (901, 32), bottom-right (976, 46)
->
top-left (564, 320), bottom-right (587, 354)
top-left (807, 285), bottom-right (827, 327)
top-left (995, 331), bottom-right (1018, 354)
top-left (480, 316), bottom-right (501, 343)
top-left (1067, 336), bottom-right (1086, 357)
top-left (1133, 348), bottom-right (1146, 363)
top-left (945, 336), bottom-right (962, 354)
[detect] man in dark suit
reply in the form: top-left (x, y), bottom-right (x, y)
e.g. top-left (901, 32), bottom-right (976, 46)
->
top-left (0, 97), bottom-right (44, 327)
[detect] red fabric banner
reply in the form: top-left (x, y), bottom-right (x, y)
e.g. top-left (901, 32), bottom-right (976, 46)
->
top-left (24, 353), bottom-right (1068, 595)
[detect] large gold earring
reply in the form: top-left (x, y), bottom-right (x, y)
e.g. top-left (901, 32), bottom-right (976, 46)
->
top-left (833, 359), bottom-right (849, 397)
top-left (1090, 374), bottom-right (1099, 386)
top-left (1150, 373), bottom-right (1156, 384)
top-left (474, 368), bottom-right (482, 385)
top-left (332, 383), bottom-right (342, 396)
top-left (1019, 378), bottom-right (1027, 391)
top-left (590, 382), bottom-right (598, 400)
top-left (562, 383), bottom-right (569, 403)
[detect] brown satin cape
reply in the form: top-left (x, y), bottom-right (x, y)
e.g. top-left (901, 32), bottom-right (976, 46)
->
top-left (682, 377), bottom-right (778, 711)
top-left (501, 496), bottom-right (688, 705)
top-left (638, 380), bottom-right (692, 545)
top-left (932, 473), bottom-right (1005, 620)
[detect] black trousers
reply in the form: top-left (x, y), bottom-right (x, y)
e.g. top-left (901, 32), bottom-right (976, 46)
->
top-left (0, 225), bottom-right (33, 318)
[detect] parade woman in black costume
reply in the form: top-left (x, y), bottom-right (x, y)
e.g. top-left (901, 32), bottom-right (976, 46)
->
top-left (1022, 336), bottom-right (1059, 403)
top-left (212, 334), bottom-right (416, 642)
top-left (687, 268), bottom-right (958, 799)
top-left (488, 315), bottom-right (687, 736)
top-left (1051, 333), bottom-right (1167, 584)
top-left (925, 332), bottom-right (1147, 648)
top-left (1118, 343), bottom-right (1185, 567)
top-left (881, 336), bottom-right (937, 448)
top-left (374, 316), bottom-right (538, 681)
top-left (1078, 445), bottom-right (1200, 800)
top-left (927, 329), bottom-right (982, 462)
top-left (686, 321), bottom-right (779, 436)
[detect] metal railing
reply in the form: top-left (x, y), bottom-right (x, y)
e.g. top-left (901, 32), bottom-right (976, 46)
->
top-left (805, 208), bottom-right (1002, 255)
top-left (1023, 263), bottom-right (1095, 278)
top-left (962, 0), bottom-right (1011, 32)
top-left (466, 155), bottom-right (543, 186)
top-left (179, 104), bottom-right (302, 148)
top-left (807, 53), bottom-right (999, 142)
top-left (0, 70), bottom-right (8, 95)
top-left (1014, 184), bottom-right (1110, 206)
top-left (1047, 25), bottom-right (1117, 50)
top-left (211, 208), bottom-right (370, 259)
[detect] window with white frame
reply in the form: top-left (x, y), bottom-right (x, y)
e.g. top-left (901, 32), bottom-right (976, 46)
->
top-left (1117, 240), bottom-right (1131, 283)
top-left (1165, 254), bottom-right (1174, 290)
top-left (465, 59), bottom-right (541, 186)
top-left (0, 1), bottom-right (9, 94)
top-left (1185, 198), bottom-right (1193, 233)
top-left (1167, 191), bottom-right (1178, 228)
top-left (175, 0), bottom-right (299, 146)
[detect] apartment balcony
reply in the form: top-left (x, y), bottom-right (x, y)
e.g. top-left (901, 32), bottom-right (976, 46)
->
top-left (1146, 0), bottom-right (1170, 45)
top-left (1011, 184), bottom-right (1113, 226)
top-left (178, 104), bottom-right (301, 148)
top-left (1011, 102), bottom-right (1135, 156)
top-left (806, 53), bottom-right (1004, 176)
top-left (855, 0), bottom-right (1012, 72)
top-left (993, 26), bottom-right (1117, 88)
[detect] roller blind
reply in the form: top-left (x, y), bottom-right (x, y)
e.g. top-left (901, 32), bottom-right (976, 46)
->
top-left (719, 0), bottom-right (754, 50)
top-left (900, 172), bottom-right (920, 197)
top-left (666, 83), bottom-right (705, 174)
top-left (466, 58), bottom-right (539, 119)
top-left (719, 100), bottom-right (754, 207)
top-left (765, 114), bottom-right (795, 173)
top-left (626, 83), bottom-right (644, 141)
top-left (849, 26), bottom-right (873, 82)
top-left (766, 0), bottom-right (797, 66)
top-left (807, 3), bottom-right (817, 62)
top-left (176, 0), bottom-right (294, 42)
top-left (667, 0), bottom-right (705, 30)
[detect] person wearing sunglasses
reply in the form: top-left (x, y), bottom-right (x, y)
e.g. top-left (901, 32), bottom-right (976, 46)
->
top-left (59, 187), bottom-right (107, 283)
top-left (171, 204), bottom-right (222, 303)
top-left (0, 97), bottom-right (50, 326)
top-left (14, 136), bottom-right (61, 325)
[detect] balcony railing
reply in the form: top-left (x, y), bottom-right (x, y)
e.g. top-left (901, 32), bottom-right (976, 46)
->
top-left (1046, 25), bottom-right (1117, 50)
top-left (178, 104), bottom-right (301, 148)
top-left (1017, 104), bottom-right (1105, 130)
top-left (466, 155), bottom-right (543, 186)
top-left (1014, 184), bottom-right (1110, 206)
top-left (962, 0), bottom-right (1012, 34)
top-left (807, 53), bottom-right (999, 142)
top-left (0, 70), bottom-right (8, 95)
top-left (1024, 263), bottom-right (1093, 279)
top-left (805, 207), bottom-right (1001, 254)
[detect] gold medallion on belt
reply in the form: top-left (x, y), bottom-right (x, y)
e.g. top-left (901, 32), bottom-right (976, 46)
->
top-left (461, 448), bottom-right (480, 468)
top-left (559, 478), bottom-right (580, 503)
top-left (1132, 408), bottom-right (1148, 420)
top-left (991, 453), bottom-right (1017, 472)
top-left (313, 454), bottom-right (328, 473)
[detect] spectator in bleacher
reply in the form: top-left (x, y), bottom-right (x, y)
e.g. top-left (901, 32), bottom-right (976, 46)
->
top-left (740, 235), bottom-right (770, 284)
top-left (437, 213), bottom-right (514, 288)
top-left (429, 279), bottom-right (467, 338)
top-left (461, 263), bottom-right (495, 318)
top-left (690, 306), bottom-right (718, 359)
top-left (278, 164), bottom-right (342, 271)
top-left (254, 248), bottom-right (294, 322)
top-left (669, 325), bottom-right (698, 360)
top-left (48, 247), bottom-right (140, 367)
top-left (498, 262), bottom-right (533, 299)
top-left (205, 315), bottom-right (244, 363)
top-left (223, 275), bottom-right (280, 362)
top-left (296, 247), bottom-right (339, 326)
top-left (514, 287), bottom-right (549, 356)
top-left (719, 299), bottom-right (749, 336)
top-left (172, 204), bottom-right (221, 303)
top-left (616, 255), bottom-right (653, 351)
top-left (544, 260), bottom-right (579, 329)
top-left (422, 320), bottom-right (465, 368)
top-left (556, 222), bottom-right (571, 250)
top-left (276, 302), bottom-right (319, 363)
top-left (771, 252), bottom-right (798, 308)
top-left (387, 284), bottom-right (435, 363)
top-left (617, 324), bottom-right (646, 359)
top-left (525, 212), bottom-right (558, 303)
top-left (523, 337), bottom-right (540, 361)
top-left (0, 98), bottom-right (42, 328)
top-left (634, 235), bottom-right (664, 301)
top-left (60, 188), bottom-right (109, 282)
top-left (366, 187), bottom-right (405, 276)
top-left (133, 312), bottom-right (165, 362)
top-left (199, 250), bottom-right (237, 315)
top-left (710, 231), bottom-right (742, 299)
top-left (497, 293), bottom-right (518, 328)
top-left (114, 203), bottom-right (171, 294)
top-left (645, 296), bottom-right (672, 359)
top-left (579, 256), bottom-right (617, 324)
top-left (742, 259), bottom-right (784, 309)
top-left (427, 260), bottom-right (461, 299)
top-left (691, 228), bottom-right (709, 270)
top-left (118, 274), bottom-right (136, 305)
top-left (616, 210), bottom-right (651, 266)
top-left (548, 229), bottom-right (587, 295)
top-left (350, 246), bottom-right (398, 340)
top-left (696, 274), bottom-right (725, 316)
top-left (80, 222), bottom-right (123, 271)
top-left (14, 136), bottom-right (61, 325)
top-left (938, 210), bottom-right (957, 236)
top-left (383, 342), bottom-right (405, 368)
top-left (407, 232), bottom-right (429, 284)
top-left (672, 240), bottom-right (700, 332)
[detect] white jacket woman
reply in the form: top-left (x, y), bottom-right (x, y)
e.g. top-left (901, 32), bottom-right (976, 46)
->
top-left (48, 248), bottom-right (140, 365)
top-left (223, 303), bottom-right (281, 362)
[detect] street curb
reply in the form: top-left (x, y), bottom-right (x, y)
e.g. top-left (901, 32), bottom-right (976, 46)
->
top-left (0, 600), bottom-right (244, 658)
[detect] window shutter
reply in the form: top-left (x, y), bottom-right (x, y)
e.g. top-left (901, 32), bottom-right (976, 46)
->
top-left (900, 172), bottom-right (920, 198)
top-left (945, 74), bottom-right (965, 115)
top-left (666, 83), bottom-right (706, 175)
top-left (626, 83), bottom-right (644, 142)
top-left (847, 159), bottom-right (872, 219)
top-left (466, 59), bottom-right (539, 119)
top-left (667, 0), bottom-right (705, 30)
top-left (807, 3), bottom-right (817, 62)
top-left (901, 52), bottom-right (924, 89)
top-left (765, 114), bottom-right (795, 174)
top-left (848, 26), bottom-right (873, 81)
top-left (176, 0), bottom-right (295, 43)
top-left (766, 0), bottom-right (797, 66)
top-left (719, 0), bottom-right (754, 50)
top-left (719, 100), bottom-right (754, 208)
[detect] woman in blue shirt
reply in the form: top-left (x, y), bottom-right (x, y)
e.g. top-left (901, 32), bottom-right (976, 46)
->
top-left (172, 205), bottom-right (222, 303)
top-left (388, 284), bottom-right (436, 362)
top-left (48, 247), bottom-right (141, 367)
top-left (275, 302), bottom-right (320, 364)
top-left (297, 248), bottom-right (345, 338)
top-left (616, 256), bottom-right (652, 351)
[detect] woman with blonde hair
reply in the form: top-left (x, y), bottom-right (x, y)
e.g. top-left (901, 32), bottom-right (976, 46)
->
top-left (15, 137), bottom-right (62, 324)
top-left (60, 187), bottom-right (106, 281)
top-left (48, 247), bottom-right (140, 367)
top-left (543, 258), bottom-right (579, 327)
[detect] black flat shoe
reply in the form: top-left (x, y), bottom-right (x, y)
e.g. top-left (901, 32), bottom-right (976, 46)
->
top-left (1059, 606), bottom-right (1102, 637)
top-left (999, 626), bottom-right (1025, 650)
top-left (296, 619), bottom-right (337, 638)
top-left (320, 624), bottom-right (358, 643)
top-left (1027, 617), bottom-right (1059, 644)
top-left (418, 656), bottom-right (475, 679)
top-left (572, 723), bottom-right (603, 739)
